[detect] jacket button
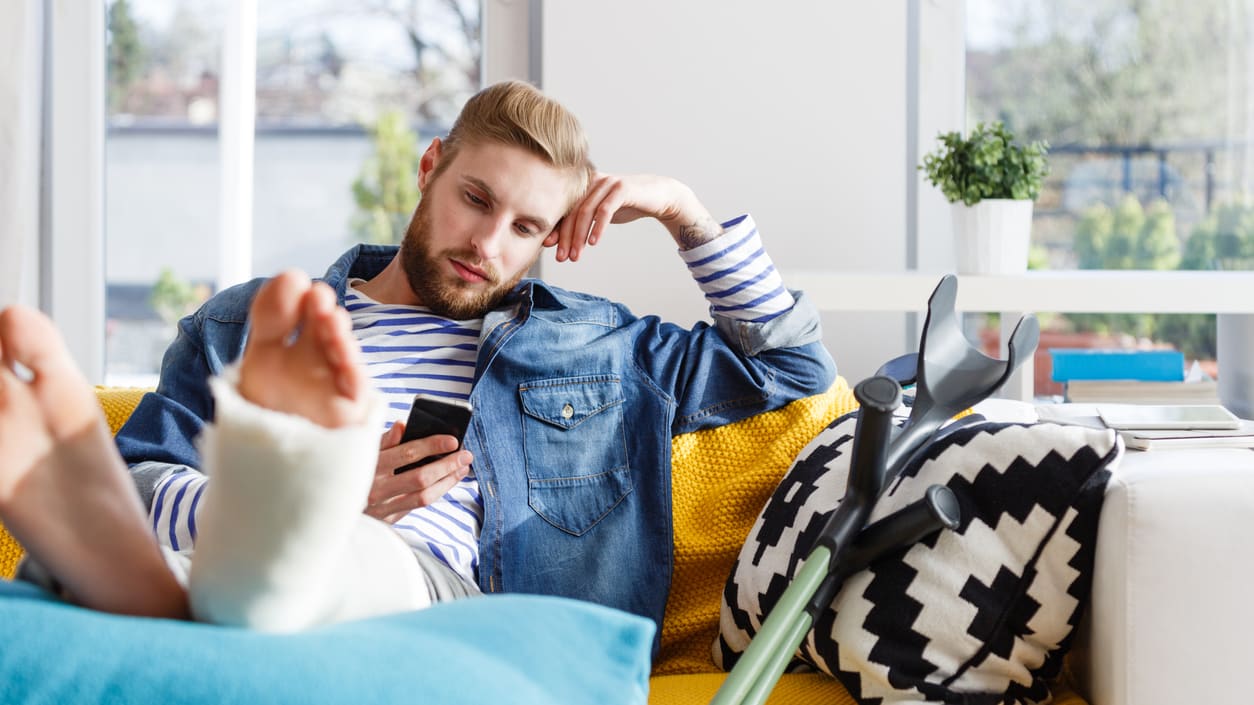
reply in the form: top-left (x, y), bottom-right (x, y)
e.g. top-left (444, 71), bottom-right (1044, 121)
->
top-left (561, 403), bottom-right (574, 419)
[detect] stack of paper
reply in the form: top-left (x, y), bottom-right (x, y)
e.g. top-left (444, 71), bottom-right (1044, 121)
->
top-left (1063, 379), bottom-right (1220, 404)
top-left (1117, 421), bottom-right (1254, 451)
top-left (1035, 402), bottom-right (1254, 451)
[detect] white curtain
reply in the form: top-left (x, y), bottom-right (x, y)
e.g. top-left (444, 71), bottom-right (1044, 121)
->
top-left (0, 0), bottom-right (42, 309)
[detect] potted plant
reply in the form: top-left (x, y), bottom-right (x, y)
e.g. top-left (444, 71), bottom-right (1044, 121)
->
top-left (921, 121), bottom-right (1049, 274)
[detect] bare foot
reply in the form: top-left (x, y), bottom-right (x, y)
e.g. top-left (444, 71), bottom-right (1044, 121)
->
top-left (0, 306), bottom-right (187, 618)
top-left (190, 272), bottom-right (383, 630)
top-left (237, 271), bottom-right (368, 429)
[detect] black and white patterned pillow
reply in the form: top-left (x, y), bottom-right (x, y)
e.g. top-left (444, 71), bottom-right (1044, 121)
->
top-left (714, 410), bottom-right (1121, 704)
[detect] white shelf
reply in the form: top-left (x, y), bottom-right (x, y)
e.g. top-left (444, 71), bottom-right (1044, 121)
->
top-left (786, 270), bottom-right (1254, 314)
top-left (786, 269), bottom-right (1254, 405)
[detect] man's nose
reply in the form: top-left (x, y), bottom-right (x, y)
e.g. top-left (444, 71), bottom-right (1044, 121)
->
top-left (471, 219), bottom-right (508, 259)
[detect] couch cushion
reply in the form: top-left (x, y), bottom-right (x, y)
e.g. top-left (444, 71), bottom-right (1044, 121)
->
top-left (658, 381), bottom-right (857, 675)
top-left (647, 672), bottom-right (1093, 705)
top-left (0, 579), bottom-right (653, 705)
top-left (650, 672), bottom-right (855, 704)
top-left (0, 528), bottom-right (19, 581)
top-left (95, 386), bottom-right (151, 434)
top-left (715, 411), bottom-right (1119, 704)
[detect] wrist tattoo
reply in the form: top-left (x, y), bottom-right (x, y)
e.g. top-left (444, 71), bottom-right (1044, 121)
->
top-left (676, 217), bottom-right (724, 251)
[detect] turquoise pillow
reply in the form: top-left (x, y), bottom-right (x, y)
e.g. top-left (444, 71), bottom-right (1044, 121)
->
top-left (0, 580), bottom-right (652, 704)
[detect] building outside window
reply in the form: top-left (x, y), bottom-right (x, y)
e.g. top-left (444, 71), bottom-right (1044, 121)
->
top-left (104, 0), bottom-right (482, 385)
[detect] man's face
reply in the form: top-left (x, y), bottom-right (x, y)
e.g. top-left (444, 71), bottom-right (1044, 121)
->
top-left (399, 140), bottom-right (576, 319)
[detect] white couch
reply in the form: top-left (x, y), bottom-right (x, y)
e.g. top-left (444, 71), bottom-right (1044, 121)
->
top-left (1073, 447), bottom-right (1254, 705)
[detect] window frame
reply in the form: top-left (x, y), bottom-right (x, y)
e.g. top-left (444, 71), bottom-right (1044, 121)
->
top-left (51, 0), bottom-right (526, 384)
top-left (45, 0), bottom-right (106, 383)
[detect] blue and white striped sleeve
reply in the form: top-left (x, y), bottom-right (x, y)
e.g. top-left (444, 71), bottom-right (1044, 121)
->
top-left (678, 214), bottom-right (795, 323)
top-left (149, 470), bottom-right (209, 552)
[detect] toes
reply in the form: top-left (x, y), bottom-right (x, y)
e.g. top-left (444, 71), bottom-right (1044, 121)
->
top-left (299, 281), bottom-right (339, 326)
top-left (302, 284), bottom-right (363, 400)
top-left (0, 306), bottom-right (97, 438)
top-left (240, 276), bottom-right (368, 428)
top-left (0, 306), bottom-right (77, 382)
top-left (248, 270), bottom-right (312, 348)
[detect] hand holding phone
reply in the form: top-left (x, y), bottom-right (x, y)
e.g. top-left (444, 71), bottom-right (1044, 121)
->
top-left (395, 394), bottom-right (473, 474)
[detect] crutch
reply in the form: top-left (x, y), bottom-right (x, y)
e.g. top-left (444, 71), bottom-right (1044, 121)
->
top-left (711, 274), bottom-right (1040, 705)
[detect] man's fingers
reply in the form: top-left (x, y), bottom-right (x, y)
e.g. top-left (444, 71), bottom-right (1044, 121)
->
top-left (371, 433), bottom-right (461, 513)
top-left (554, 216), bottom-right (576, 262)
top-left (561, 175), bottom-right (614, 262)
top-left (379, 420), bottom-right (405, 450)
top-left (573, 177), bottom-right (618, 261)
top-left (543, 226), bottom-right (562, 249)
top-left (557, 174), bottom-right (682, 262)
top-left (587, 179), bottom-right (625, 249)
top-left (365, 456), bottom-right (471, 522)
top-left (370, 444), bottom-right (469, 502)
top-left (378, 434), bottom-right (459, 473)
top-left (377, 471), bottom-right (466, 523)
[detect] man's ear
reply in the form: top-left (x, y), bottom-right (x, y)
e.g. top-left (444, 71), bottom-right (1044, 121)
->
top-left (418, 137), bottom-right (443, 191)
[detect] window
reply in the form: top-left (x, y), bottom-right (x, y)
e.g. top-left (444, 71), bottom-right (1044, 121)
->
top-left (964, 0), bottom-right (1254, 396)
top-left (105, 0), bottom-right (222, 386)
top-left (251, 1), bottom-right (482, 276)
top-left (103, 0), bottom-right (482, 385)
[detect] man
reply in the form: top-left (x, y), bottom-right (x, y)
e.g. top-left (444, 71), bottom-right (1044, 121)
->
top-left (29, 80), bottom-right (836, 632)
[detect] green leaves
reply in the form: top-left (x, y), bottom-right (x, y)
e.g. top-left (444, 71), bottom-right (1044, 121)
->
top-left (1183, 200), bottom-right (1254, 270)
top-left (1074, 194), bottom-right (1178, 271)
top-left (920, 122), bottom-right (1050, 206)
top-left (351, 110), bottom-right (422, 245)
top-left (149, 267), bottom-right (203, 326)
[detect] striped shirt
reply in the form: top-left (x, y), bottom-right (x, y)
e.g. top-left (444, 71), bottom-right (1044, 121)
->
top-left (342, 284), bottom-right (485, 583)
top-left (148, 213), bottom-right (792, 585)
top-left (680, 215), bottom-right (794, 321)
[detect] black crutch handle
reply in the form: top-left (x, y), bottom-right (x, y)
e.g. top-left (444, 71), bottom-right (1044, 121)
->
top-left (805, 485), bottom-right (961, 617)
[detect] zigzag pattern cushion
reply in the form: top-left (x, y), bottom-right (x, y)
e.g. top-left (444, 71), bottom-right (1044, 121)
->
top-left (714, 411), bottom-right (1120, 704)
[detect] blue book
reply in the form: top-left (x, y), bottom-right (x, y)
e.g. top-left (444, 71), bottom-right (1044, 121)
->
top-left (1049, 349), bottom-right (1185, 382)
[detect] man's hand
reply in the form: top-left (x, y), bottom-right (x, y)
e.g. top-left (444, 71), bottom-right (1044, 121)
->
top-left (365, 421), bottom-right (472, 524)
top-left (545, 173), bottom-right (724, 262)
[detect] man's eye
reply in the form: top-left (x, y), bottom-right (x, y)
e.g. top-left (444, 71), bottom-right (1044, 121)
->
top-left (514, 223), bottom-right (534, 236)
top-left (466, 192), bottom-right (487, 207)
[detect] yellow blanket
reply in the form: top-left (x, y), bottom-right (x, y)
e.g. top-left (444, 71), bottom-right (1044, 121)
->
top-left (0, 387), bottom-right (148, 579)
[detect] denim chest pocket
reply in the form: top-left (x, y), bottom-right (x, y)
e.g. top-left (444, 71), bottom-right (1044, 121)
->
top-left (519, 375), bottom-right (633, 536)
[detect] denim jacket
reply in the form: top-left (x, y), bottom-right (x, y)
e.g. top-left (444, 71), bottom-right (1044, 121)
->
top-left (116, 243), bottom-right (836, 637)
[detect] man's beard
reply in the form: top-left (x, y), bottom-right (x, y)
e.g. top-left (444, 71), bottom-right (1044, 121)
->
top-left (399, 192), bottom-right (530, 319)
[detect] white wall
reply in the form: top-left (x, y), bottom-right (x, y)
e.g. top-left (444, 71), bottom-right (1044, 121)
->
top-left (538, 0), bottom-right (912, 383)
top-left (915, 0), bottom-right (966, 275)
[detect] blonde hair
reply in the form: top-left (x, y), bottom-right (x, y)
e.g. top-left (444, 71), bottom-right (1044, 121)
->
top-left (434, 80), bottom-right (595, 205)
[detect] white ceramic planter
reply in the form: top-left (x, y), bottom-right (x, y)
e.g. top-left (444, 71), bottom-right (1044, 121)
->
top-left (951, 198), bottom-right (1034, 274)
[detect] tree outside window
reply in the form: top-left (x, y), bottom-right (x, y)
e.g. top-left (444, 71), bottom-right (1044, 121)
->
top-left (966, 0), bottom-right (1254, 388)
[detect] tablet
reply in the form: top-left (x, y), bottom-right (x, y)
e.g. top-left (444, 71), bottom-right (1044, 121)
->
top-left (1097, 404), bottom-right (1241, 431)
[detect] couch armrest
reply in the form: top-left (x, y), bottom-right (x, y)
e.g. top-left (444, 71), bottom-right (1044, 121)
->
top-left (1071, 448), bottom-right (1254, 705)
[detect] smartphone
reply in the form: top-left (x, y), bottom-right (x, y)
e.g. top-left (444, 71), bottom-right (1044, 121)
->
top-left (395, 394), bottom-right (474, 474)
